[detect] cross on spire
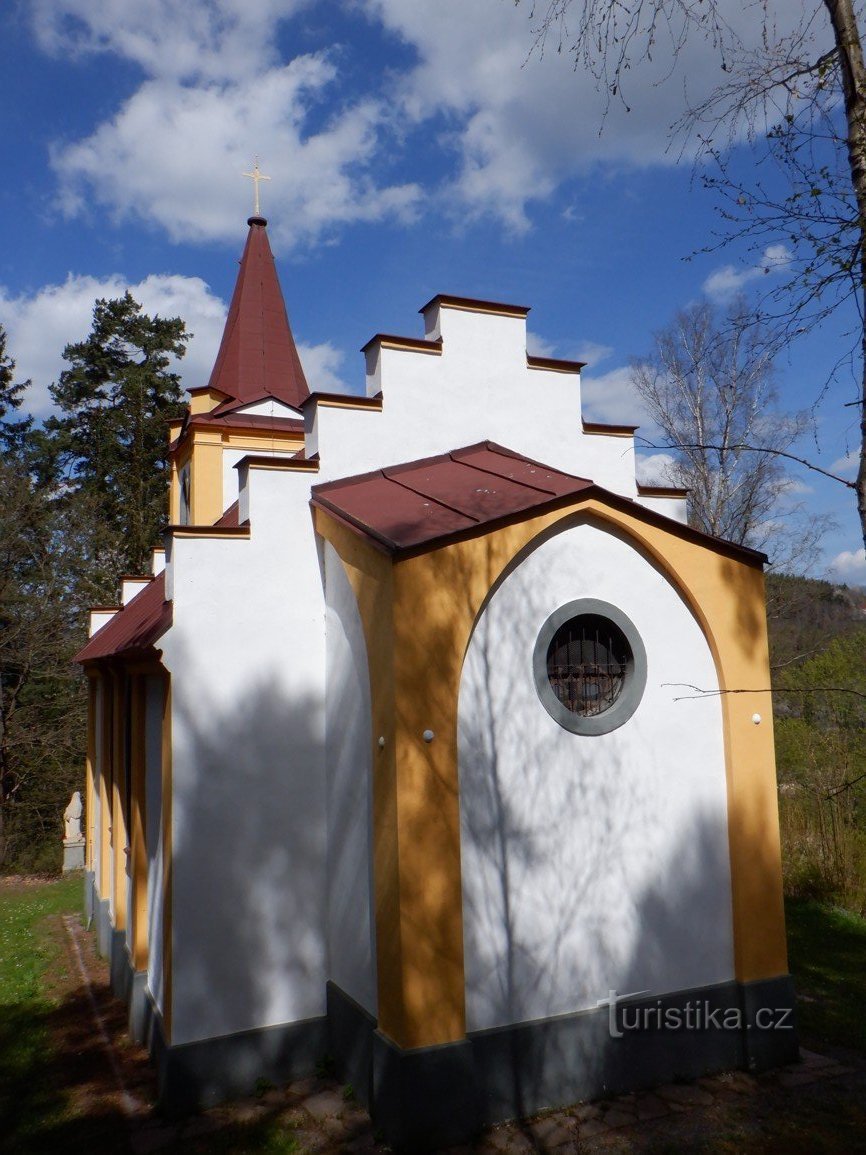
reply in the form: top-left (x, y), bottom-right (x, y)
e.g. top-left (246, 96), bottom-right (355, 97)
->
top-left (243, 156), bottom-right (271, 218)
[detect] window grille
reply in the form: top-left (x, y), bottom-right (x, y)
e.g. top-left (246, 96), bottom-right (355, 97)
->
top-left (546, 613), bottom-right (631, 717)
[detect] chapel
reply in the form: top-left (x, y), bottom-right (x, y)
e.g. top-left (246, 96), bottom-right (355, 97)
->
top-left (76, 213), bottom-right (798, 1149)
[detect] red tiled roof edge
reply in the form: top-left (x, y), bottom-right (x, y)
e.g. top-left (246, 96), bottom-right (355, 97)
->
top-left (75, 570), bottom-right (172, 663)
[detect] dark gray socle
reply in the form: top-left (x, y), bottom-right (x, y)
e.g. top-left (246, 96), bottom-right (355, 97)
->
top-left (532, 598), bottom-right (647, 736)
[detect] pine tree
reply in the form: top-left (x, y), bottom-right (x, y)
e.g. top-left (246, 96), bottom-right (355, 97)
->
top-left (0, 323), bottom-right (33, 458)
top-left (44, 292), bottom-right (189, 580)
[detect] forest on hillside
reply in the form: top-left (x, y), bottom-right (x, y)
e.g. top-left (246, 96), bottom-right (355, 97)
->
top-left (769, 575), bottom-right (866, 915)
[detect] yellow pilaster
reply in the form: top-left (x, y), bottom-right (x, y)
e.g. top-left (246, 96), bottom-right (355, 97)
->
top-left (85, 675), bottom-right (97, 872)
top-left (190, 432), bottom-right (223, 525)
top-left (111, 670), bottom-right (129, 932)
top-left (130, 676), bottom-right (148, 972)
top-left (98, 674), bottom-right (112, 902)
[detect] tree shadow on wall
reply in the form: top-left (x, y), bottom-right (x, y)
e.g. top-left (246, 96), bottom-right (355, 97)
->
top-left (165, 657), bottom-right (328, 1108)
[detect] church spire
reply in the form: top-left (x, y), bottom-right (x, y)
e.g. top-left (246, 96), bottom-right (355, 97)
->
top-left (205, 215), bottom-right (310, 411)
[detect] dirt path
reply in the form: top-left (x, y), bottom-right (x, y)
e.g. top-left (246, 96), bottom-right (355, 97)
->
top-left (20, 902), bottom-right (866, 1154)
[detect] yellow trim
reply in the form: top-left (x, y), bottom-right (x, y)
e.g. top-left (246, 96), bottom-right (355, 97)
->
top-left (130, 676), bottom-right (148, 972)
top-left (190, 431), bottom-right (223, 526)
top-left (85, 677), bottom-right (96, 872)
top-left (111, 671), bottom-right (128, 932)
top-left (98, 675), bottom-right (112, 900)
top-left (526, 355), bottom-right (583, 374)
top-left (188, 386), bottom-right (231, 415)
top-left (426, 295), bottom-right (529, 319)
top-left (318, 492), bottom-right (788, 1049)
top-left (582, 421), bottom-right (638, 438)
top-left (168, 526), bottom-right (251, 540)
top-left (313, 396), bottom-right (385, 411)
top-left (161, 676), bottom-right (173, 1040)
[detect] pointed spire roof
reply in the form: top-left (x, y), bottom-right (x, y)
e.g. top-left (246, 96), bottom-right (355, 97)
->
top-left (206, 216), bottom-right (310, 411)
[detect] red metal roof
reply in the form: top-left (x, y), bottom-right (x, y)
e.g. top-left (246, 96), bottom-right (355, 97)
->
top-left (311, 442), bottom-right (593, 553)
top-left (75, 571), bottom-right (171, 663)
top-left (205, 217), bottom-right (310, 410)
top-left (185, 410), bottom-right (304, 434)
top-left (214, 500), bottom-right (240, 528)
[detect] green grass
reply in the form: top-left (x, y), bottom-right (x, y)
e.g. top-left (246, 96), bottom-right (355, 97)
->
top-left (0, 875), bottom-right (83, 1148)
top-left (786, 897), bottom-right (866, 1053)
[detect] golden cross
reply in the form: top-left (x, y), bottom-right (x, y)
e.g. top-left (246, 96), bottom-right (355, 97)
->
top-left (242, 156), bottom-right (271, 217)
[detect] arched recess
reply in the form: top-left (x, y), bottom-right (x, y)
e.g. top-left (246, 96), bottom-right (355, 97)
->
top-left (314, 491), bottom-right (787, 1053)
top-left (457, 517), bottom-right (734, 1032)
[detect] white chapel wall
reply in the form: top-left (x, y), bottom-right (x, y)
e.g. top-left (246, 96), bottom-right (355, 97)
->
top-left (309, 301), bottom-right (640, 495)
top-left (160, 467), bottom-right (328, 1046)
top-left (457, 520), bottom-right (735, 1033)
top-left (323, 543), bottom-right (377, 1015)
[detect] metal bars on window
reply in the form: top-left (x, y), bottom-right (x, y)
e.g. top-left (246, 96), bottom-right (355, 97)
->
top-left (546, 613), bottom-right (631, 717)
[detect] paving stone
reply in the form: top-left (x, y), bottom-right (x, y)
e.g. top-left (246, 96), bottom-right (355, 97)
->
top-left (304, 1090), bottom-right (346, 1120)
top-left (530, 1114), bottom-right (576, 1146)
top-left (343, 1137), bottom-right (378, 1153)
top-left (233, 1102), bottom-right (269, 1123)
top-left (723, 1071), bottom-right (759, 1094)
top-left (182, 1114), bottom-right (223, 1139)
top-left (602, 1109), bottom-right (636, 1129)
top-left (579, 1117), bottom-right (611, 1138)
top-left (322, 1115), bottom-right (347, 1138)
top-left (293, 1129), bottom-right (328, 1152)
top-left (800, 1048), bottom-right (837, 1069)
top-left (634, 1093), bottom-right (669, 1121)
top-left (289, 1076), bottom-right (324, 1098)
top-left (572, 1102), bottom-right (602, 1122)
top-left (655, 1083), bottom-right (714, 1107)
top-left (260, 1088), bottom-right (287, 1106)
top-left (130, 1126), bottom-right (179, 1154)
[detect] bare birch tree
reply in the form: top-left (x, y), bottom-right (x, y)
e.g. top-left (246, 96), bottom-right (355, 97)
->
top-left (631, 299), bottom-right (821, 561)
top-left (522, 0), bottom-right (866, 552)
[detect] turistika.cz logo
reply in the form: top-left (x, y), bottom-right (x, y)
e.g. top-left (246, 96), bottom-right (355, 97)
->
top-left (597, 990), bottom-right (795, 1039)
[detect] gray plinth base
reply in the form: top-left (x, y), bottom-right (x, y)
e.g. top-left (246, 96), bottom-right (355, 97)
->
top-left (149, 976), bottom-right (798, 1150)
top-left (63, 838), bottom-right (85, 872)
top-left (95, 898), bottom-right (112, 958)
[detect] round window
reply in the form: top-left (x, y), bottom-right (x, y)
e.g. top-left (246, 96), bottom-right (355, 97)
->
top-left (533, 599), bottom-right (647, 735)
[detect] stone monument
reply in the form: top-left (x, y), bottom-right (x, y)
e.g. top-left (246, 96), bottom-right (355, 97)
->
top-left (62, 790), bottom-right (85, 872)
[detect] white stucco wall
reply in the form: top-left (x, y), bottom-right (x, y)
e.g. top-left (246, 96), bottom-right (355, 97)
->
top-left (323, 543), bottom-right (377, 1014)
top-left (160, 465), bottom-right (328, 1046)
top-left (457, 520), bottom-right (735, 1033)
top-left (144, 675), bottom-right (165, 1013)
top-left (221, 446), bottom-right (300, 505)
top-left (305, 301), bottom-right (638, 495)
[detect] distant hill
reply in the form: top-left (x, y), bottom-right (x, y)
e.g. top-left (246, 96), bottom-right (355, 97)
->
top-left (767, 573), bottom-right (866, 675)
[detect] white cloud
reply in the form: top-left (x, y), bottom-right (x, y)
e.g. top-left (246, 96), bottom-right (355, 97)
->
top-left (827, 547), bottom-right (866, 585)
top-left (580, 365), bottom-right (646, 426)
top-left (38, 3), bottom-right (420, 249)
top-left (50, 63), bottom-right (421, 250)
top-left (366, 0), bottom-right (814, 226)
top-left (296, 341), bottom-right (350, 394)
top-left (635, 453), bottom-right (677, 487)
top-left (1, 274), bottom-right (228, 417)
top-left (3, 272), bottom-right (349, 418)
top-left (830, 450), bottom-right (859, 478)
top-left (32, 0), bottom-right (818, 243)
top-left (702, 244), bottom-right (792, 300)
top-left (569, 340), bottom-right (613, 368)
top-left (31, 0), bottom-right (308, 82)
top-left (526, 329), bottom-right (557, 358)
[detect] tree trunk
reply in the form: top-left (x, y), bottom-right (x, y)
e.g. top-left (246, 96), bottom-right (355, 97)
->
top-left (824, 0), bottom-right (866, 552)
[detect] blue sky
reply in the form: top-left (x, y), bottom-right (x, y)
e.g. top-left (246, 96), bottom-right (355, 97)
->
top-left (1, 0), bottom-right (863, 581)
